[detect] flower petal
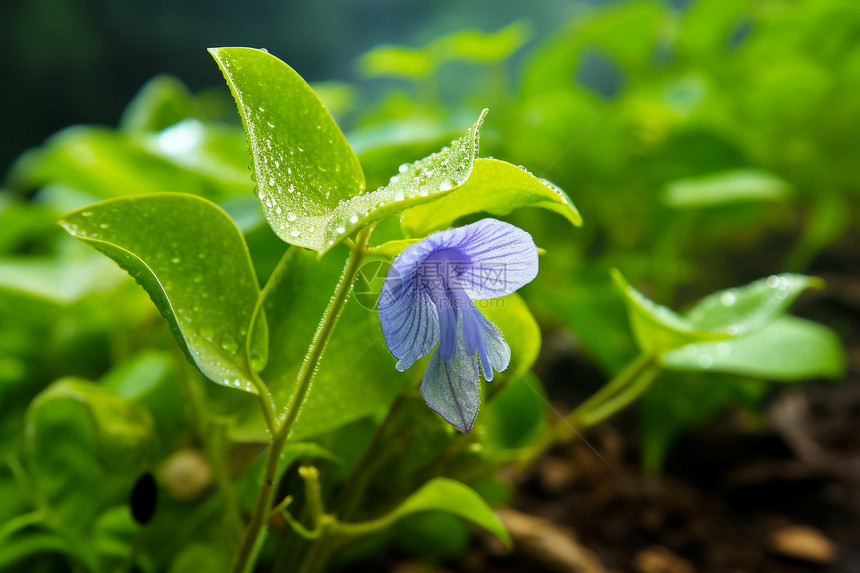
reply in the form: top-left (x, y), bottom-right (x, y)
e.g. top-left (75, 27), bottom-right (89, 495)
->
top-left (379, 271), bottom-right (439, 371)
top-left (420, 322), bottom-right (481, 432)
top-left (462, 304), bottom-right (511, 381)
top-left (414, 219), bottom-right (537, 300)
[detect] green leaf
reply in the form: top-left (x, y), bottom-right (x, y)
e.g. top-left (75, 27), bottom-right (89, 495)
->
top-left (61, 193), bottom-right (265, 393)
top-left (662, 169), bottom-right (793, 208)
top-left (211, 47), bottom-right (487, 255)
top-left (233, 247), bottom-right (405, 441)
top-left (358, 45), bottom-right (436, 80)
top-left (612, 270), bottom-right (823, 355)
top-left (611, 269), bottom-right (725, 355)
top-left (0, 254), bottom-right (126, 305)
top-left (430, 21), bottom-right (531, 64)
top-left (119, 75), bottom-right (196, 134)
top-left (660, 316), bottom-right (845, 380)
top-left (27, 378), bottom-right (154, 473)
top-left (400, 158), bottom-right (581, 237)
top-left (385, 478), bottom-right (511, 548)
top-left (478, 372), bottom-right (549, 460)
top-left (682, 274), bottom-right (823, 335)
top-left (209, 47), bottom-right (365, 250)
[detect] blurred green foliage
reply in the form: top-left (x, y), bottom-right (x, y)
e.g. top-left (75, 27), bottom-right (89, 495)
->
top-left (0, 0), bottom-right (854, 570)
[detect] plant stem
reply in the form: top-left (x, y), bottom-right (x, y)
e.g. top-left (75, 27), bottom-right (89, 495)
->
top-left (231, 228), bottom-right (372, 573)
top-left (526, 354), bottom-right (660, 463)
top-left (332, 394), bottom-right (405, 516)
top-left (275, 226), bottom-right (373, 443)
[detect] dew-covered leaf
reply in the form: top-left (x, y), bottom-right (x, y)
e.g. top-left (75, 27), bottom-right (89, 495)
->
top-left (60, 193), bottom-right (264, 393)
top-left (660, 316), bottom-right (845, 381)
top-left (317, 110), bottom-right (485, 251)
top-left (682, 274), bottom-right (823, 336)
top-left (386, 478), bottom-right (511, 548)
top-left (209, 47), bottom-right (365, 250)
top-left (662, 169), bottom-right (793, 208)
top-left (401, 158), bottom-right (581, 236)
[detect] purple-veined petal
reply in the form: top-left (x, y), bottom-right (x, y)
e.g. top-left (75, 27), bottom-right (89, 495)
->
top-left (452, 219), bottom-right (539, 300)
top-left (379, 272), bottom-right (439, 371)
top-left (462, 303), bottom-right (511, 381)
top-left (420, 320), bottom-right (481, 432)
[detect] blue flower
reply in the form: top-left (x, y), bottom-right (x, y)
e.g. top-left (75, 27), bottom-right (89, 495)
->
top-left (379, 218), bottom-right (539, 432)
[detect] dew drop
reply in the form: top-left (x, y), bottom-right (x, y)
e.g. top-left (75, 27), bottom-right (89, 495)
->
top-left (290, 230), bottom-right (300, 238)
top-left (720, 291), bottom-right (737, 306)
top-left (716, 342), bottom-right (731, 357)
top-left (398, 163), bottom-right (410, 173)
top-left (268, 176), bottom-right (276, 187)
top-left (439, 180), bottom-right (453, 192)
top-left (287, 212), bottom-right (297, 222)
top-left (171, 256), bottom-right (181, 264)
top-left (767, 275), bottom-right (780, 288)
top-left (349, 215), bottom-right (359, 224)
top-left (81, 211), bottom-right (92, 217)
top-left (99, 223), bottom-right (110, 229)
top-left (697, 355), bottom-right (713, 368)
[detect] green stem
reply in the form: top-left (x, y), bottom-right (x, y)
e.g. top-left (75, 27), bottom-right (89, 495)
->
top-left (231, 228), bottom-right (373, 573)
top-left (275, 226), bottom-right (373, 443)
top-left (527, 354), bottom-right (660, 463)
top-left (332, 394), bottom-right (406, 516)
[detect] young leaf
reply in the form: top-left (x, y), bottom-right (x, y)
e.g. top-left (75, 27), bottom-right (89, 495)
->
top-left (365, 478), bottom-right (511, 548)
top-left (209, 47), bottom-right (365, 251)
top-left (212, 47), bottom-right (487, 254)
top-left (660, 316), bottom-right (845, 380)
top-left (60, 193), bottom-right (264, 393)
top-left (682, 274), bottom-right (823, 336)
top-left (611, 269), bottom-right (726, 355)
top-left (400, 158), bottom-right (581, 236)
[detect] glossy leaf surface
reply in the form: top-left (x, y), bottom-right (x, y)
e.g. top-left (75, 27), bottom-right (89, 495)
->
top-left (400, 158), bottom-right (581, 237)
top-left (61, 193), bottom-right (264, 393)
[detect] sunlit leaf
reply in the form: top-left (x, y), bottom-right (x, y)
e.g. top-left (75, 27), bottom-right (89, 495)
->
top-left (662, 169), bottom-right (793, 208)
top-left (119, 75), bottom-right (196, 134)
top-left (401, 158), bottom-right (581, 236)
top-left (358, 45), bottom-right (435, 80)
top-left (385, 477), bottom-right (511, 548)
top-left (660, 316), bottom-right (845, 380)
top-left (61, 193), bottom-right (265, 393)
top-left (431, 21), bottom-right (531, 64)
top-left (682, 274), bottom-right (823, 336)
top-left (611, 269), bottom-right (725, 355)
top-left (211, 47), bottom-right (487, 254)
